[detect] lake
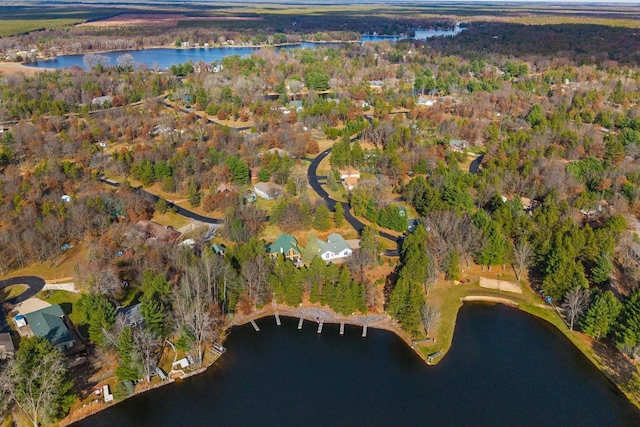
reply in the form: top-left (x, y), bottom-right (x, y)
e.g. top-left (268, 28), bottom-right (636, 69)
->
top-left (27, 28), bottom-right (464, 70)
top-left (75, 304), bottom-right (640, 427)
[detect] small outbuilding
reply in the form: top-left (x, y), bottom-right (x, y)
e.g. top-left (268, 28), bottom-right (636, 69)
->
top-left (0, 333), bottom-right (15, 359)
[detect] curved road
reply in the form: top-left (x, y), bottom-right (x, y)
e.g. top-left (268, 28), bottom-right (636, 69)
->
top-left (0, 276), bottom-right (45, 333)
top-left (307, 148), bottom-right (400, 256)
top-left (100, 178), bottom-right (223, 225)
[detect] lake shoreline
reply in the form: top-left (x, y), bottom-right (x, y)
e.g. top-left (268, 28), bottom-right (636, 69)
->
top-left (59, 293), bottom-right (640, 425)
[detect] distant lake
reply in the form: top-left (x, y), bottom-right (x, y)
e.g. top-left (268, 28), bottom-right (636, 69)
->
top-left (27, 28), bottom-right (464, 70)
top-left (75, 304), bottom-right (640, 427)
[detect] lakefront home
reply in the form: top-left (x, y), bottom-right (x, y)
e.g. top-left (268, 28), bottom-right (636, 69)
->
top-left (267, 234), bottom-right (302, 262)
top-left (317, 233), bottom-right (353, 261)
top-left (23, 305), bottom-right (76, 352)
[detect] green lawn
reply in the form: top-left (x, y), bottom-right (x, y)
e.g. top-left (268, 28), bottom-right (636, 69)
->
top-left (36, 290), bottom-right (83, 325)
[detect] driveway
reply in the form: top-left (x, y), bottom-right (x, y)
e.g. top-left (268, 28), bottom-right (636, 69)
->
top-left (100, 178), bottom-right (223, 225)
top-left (307, 147), bottom-right (400, 256)
top-left (0, 276), bottom-right (46, 333)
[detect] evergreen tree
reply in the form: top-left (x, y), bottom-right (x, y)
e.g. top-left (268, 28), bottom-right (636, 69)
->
top-left (116, 326), bottom-right (142, 381)
top-left (313, 203), bottom-right (332, 231)
top-left (591, 250), bottom-right (613, 285)
top-left (616, 291), bottom-right (640, 359)
top-left (77, 293), bottom-right (116, 347)
top-left (445, 250), bottom-right (460, 281)
top-left (301, 231), bottom-right (321, 264)
top-left (388, 277), bottom-right (425, 335)
top-left (334, 202), bottom-right (345, 228)
top-left (581, 291), bottom-right (622, 340)
top-left (187, 179), bottom-right (201, 207)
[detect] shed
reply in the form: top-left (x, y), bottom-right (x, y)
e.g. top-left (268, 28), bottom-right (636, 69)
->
top-left (0, 333), bottom-right (15, 359)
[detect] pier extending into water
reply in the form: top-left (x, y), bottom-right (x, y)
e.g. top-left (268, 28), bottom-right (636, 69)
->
top-left (317, 321), bottom-right (324, 334)
top-left (340, 322), bottom-right (345, 335)
top-left (251, 320), bottom-right (260, 332)
top-left (275, 313), bottom-right (281, 326)
top-left (298, 318), bottom-right (304, 330)
top-left (362, 325), bottom-right (368, 337)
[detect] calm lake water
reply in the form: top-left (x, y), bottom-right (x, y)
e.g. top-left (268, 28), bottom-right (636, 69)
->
top-left (28, 28), bottom-right (464, 70)
top-left (75, 304), bottom-right (640, 427)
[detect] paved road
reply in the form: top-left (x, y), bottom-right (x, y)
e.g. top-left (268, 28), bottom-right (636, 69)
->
top-left (307, 148), bottom-right (400, 257)
top-left (0, 276), bottom-right (45, 333)
top-left (100, 178), bottom-right (223, 225)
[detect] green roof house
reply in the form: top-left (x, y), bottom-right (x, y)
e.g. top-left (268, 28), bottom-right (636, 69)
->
top-left (268, 234), bottom-right (302, 262)
top-left (24, 305), bottom-right (75, 352)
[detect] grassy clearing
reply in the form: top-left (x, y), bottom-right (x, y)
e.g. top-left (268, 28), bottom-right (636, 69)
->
top-left (0, 285), bottom-right (28, 303)
top-left (0, 243), bottom-right (87, 282)
top-left (37, 290), bottom-right (82, 324)
top-left (152, 209), bottom-right (191, 230)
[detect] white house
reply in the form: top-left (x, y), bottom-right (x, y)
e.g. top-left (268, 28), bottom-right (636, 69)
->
top-left (339, 169), bottom-right (361, 191)
top-left (254, 182), bottom-right (283, 200)
top-left (91, 95), bottom-right (113, 106)
top-left (417, 96), bottom-right (436, 107)
top-left (318, 233), bottom-right (353, 261)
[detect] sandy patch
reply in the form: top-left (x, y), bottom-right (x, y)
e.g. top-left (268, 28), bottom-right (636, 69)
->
top-left (460, 296), bottom-right (519, 306)
top-left (0, 62), bottom-right (51, 76)
top-left (479, 277), bottom-right (522, 294)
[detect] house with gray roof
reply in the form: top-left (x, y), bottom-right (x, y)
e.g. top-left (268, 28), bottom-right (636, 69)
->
top-left (24, 305), bottom-right (75, 352)
top-left (116, 303), bottom-right (144, 328)
top-left (318, 233), bottom-right (353, 261)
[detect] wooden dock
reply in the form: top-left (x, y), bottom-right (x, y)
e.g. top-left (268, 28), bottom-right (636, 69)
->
top-left (362, 324), bottom-right (367, 337)
top-left (340, 322), bottom-right (345, 335)
top-left (250, 320), bottom-right (260, 332)
top-left (275, 313), bottom-right (281, 326)
top-left (298, 318), bottom-right (304, 330)
top-left (317, 321), bottom-right (323, 334)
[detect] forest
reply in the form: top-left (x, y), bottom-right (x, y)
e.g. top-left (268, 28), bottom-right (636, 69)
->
top-left (2, 2), bottom-right (640, 424)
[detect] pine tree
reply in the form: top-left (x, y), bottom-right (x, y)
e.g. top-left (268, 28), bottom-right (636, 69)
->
top-left (334, 202), bottom-right (345, 228)
top-left (116, 327), bottom-right (142, 381)
top-left (445, 250), bottom-right (460, 281)
top-left (581, 291), bottom-right (622, 340)
top-left (187, 179), bottom-right (201, 207)
top-left (616, 291), bottom-right (640, 358)
top-left (591, 250), bottom-right (613, 285)
top-left (313, 203), bottom-right (332, 231)
top-left (301, 231), bottom-right (321, 264)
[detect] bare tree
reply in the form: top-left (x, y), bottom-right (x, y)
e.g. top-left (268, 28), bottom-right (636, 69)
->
top-left (133, 328), bottom-right (161, 382)
top-left (241, 255), bottom-right (271, 305)
top-left (421, 303), bottom-right (441, 337)
top-left (512, 239), bottom-right (533, 282)
top-left (83, 53), bottom-right (110, 70)
top-left (562, 286), bottom-right (591, 331)
top-left (173, 270), bottom-right (219, 365)
top-left (0, 338), bottom-right (74, 427)
top-left (346, 249), bottom-right (374, 286)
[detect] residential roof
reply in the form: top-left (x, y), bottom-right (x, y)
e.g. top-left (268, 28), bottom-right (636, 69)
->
top-left (211, 243), bottom-right (226, 254)
top-left (254, 182), bottom-right (283, 198)
top-left (449, 139), bottom-right (468, 148)
top-left (24, 305), bottom-right (74, 347)
top-left (319, 233), bottom-right (351, 255)
top-left (116, 304), bottom-right (144, 327)
top-left (268, 234), bottom-right (301, 255)
top-left (0, 333), bottom-right (15, 355)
